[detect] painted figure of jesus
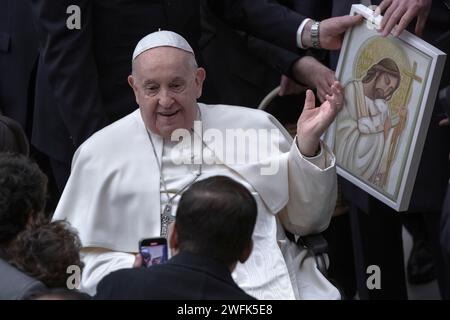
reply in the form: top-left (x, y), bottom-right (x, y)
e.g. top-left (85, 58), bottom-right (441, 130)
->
top-left (335, 58), bottom-right (407, 188)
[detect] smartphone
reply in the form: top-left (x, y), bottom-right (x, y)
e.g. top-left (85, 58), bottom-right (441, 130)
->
top-left (139, 237), bottom-right (169, 267)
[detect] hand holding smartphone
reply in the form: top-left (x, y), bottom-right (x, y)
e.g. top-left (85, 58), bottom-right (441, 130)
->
top-left (139, 237), bottom-right (169, 267)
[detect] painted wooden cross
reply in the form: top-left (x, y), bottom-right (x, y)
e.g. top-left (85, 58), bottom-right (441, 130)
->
top-left (382, 60), bottom-right (423, 188)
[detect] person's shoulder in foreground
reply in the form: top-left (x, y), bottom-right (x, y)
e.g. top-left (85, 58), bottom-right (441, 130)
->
top-left (95, 252), bottom-right (255, 300)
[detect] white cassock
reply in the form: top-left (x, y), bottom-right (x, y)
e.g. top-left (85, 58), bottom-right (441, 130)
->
top-left (335, 80), bottom-right (395, 185)
top-left (53, 103), bottom-right (338, 299)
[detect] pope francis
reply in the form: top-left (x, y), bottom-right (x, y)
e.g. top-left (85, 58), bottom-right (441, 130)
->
top-left (54, 31), bottom-right (344, 299)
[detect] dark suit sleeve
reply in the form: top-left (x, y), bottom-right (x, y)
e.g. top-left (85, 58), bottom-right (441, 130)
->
top-left (30, 0), bottom-right (109, 147)
top-left (235, 0), bottom-right (334, 81)
top-left (209, 0), bottom-right (307, 52)
top-left (94, 271), bottom-right (130, 300)
top-left (94, 270), bottom-right (142, 300)
top-left (290, 0), bottom-right (333, 21)
top-left (245, 35), bottom-right (302, 78)
top-left (94, 274), bottom-right (115, 299)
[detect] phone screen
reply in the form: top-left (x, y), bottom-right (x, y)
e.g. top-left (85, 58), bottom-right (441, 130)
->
top-left (139, 238), bottom-right (169, 267)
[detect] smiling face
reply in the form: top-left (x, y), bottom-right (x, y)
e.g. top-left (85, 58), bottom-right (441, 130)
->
top-left (128, 47), bottom-right (205, 138)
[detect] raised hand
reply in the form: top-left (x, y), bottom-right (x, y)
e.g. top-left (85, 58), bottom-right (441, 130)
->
top-left (296, 82), bottom-right (344, 157)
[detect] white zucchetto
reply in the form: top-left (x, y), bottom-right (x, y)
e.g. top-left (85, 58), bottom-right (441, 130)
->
top-left (132, 30), bottom-right (194, 61)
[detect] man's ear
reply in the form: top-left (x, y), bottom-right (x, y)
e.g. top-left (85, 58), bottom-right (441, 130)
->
top-left (128, 75), bottom-right (140, 105)
top-left (128, 75), bottom-right (137, 91)
top-left (195, 67), bottom-right (206, 99)
top-left (238, 239), bottom-right (253, 264)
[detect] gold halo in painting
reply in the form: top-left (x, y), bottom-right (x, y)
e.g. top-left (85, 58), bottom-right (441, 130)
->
top-left (354, 36), bottom-right (411, 114)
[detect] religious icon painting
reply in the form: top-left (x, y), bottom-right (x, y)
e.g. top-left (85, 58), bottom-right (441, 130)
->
top-left (324, 4), bottom-right (446, 211)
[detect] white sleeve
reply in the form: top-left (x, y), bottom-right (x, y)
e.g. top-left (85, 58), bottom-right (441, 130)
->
top-left (278, 139), bottom-right (337, 236)
top-left (80, 248), bottom-right (135, 296)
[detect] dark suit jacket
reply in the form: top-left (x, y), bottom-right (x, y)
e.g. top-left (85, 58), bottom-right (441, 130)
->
top-left (0, 257), bottom-right (47, 300)
top-left (30, 0), bottom-right (306, 169)
top-left (200, 0), bottom-right (329, 109)
top-left (94, 252), bottom-right (255, 300)
top-left (0, 0), bottom-right (39, 130)
top-left (201, 1), bottom-right (297, 108)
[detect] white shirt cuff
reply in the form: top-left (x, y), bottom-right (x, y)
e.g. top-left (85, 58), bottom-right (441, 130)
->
top-left (293, 137), bottom-right (335, 170)
top-left (297, 18), bottom-right (312, 49)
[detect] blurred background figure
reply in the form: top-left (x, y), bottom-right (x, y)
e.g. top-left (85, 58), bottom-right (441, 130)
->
top-left (0, 0), bottom-right (60, 214)
top-left (0, 0), bottom-right (38, 133)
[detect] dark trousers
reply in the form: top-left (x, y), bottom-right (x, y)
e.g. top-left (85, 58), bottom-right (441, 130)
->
top-left (27, 147), bottom-right (62, 216)
top-left (48, 157), bottom-right (70, 207)
top-left (322, 213), bottom-right (357, 299)
top-left (341, 179), bottom-right (408, 300)
top-left (50, 157), bottom-right (70, 192)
